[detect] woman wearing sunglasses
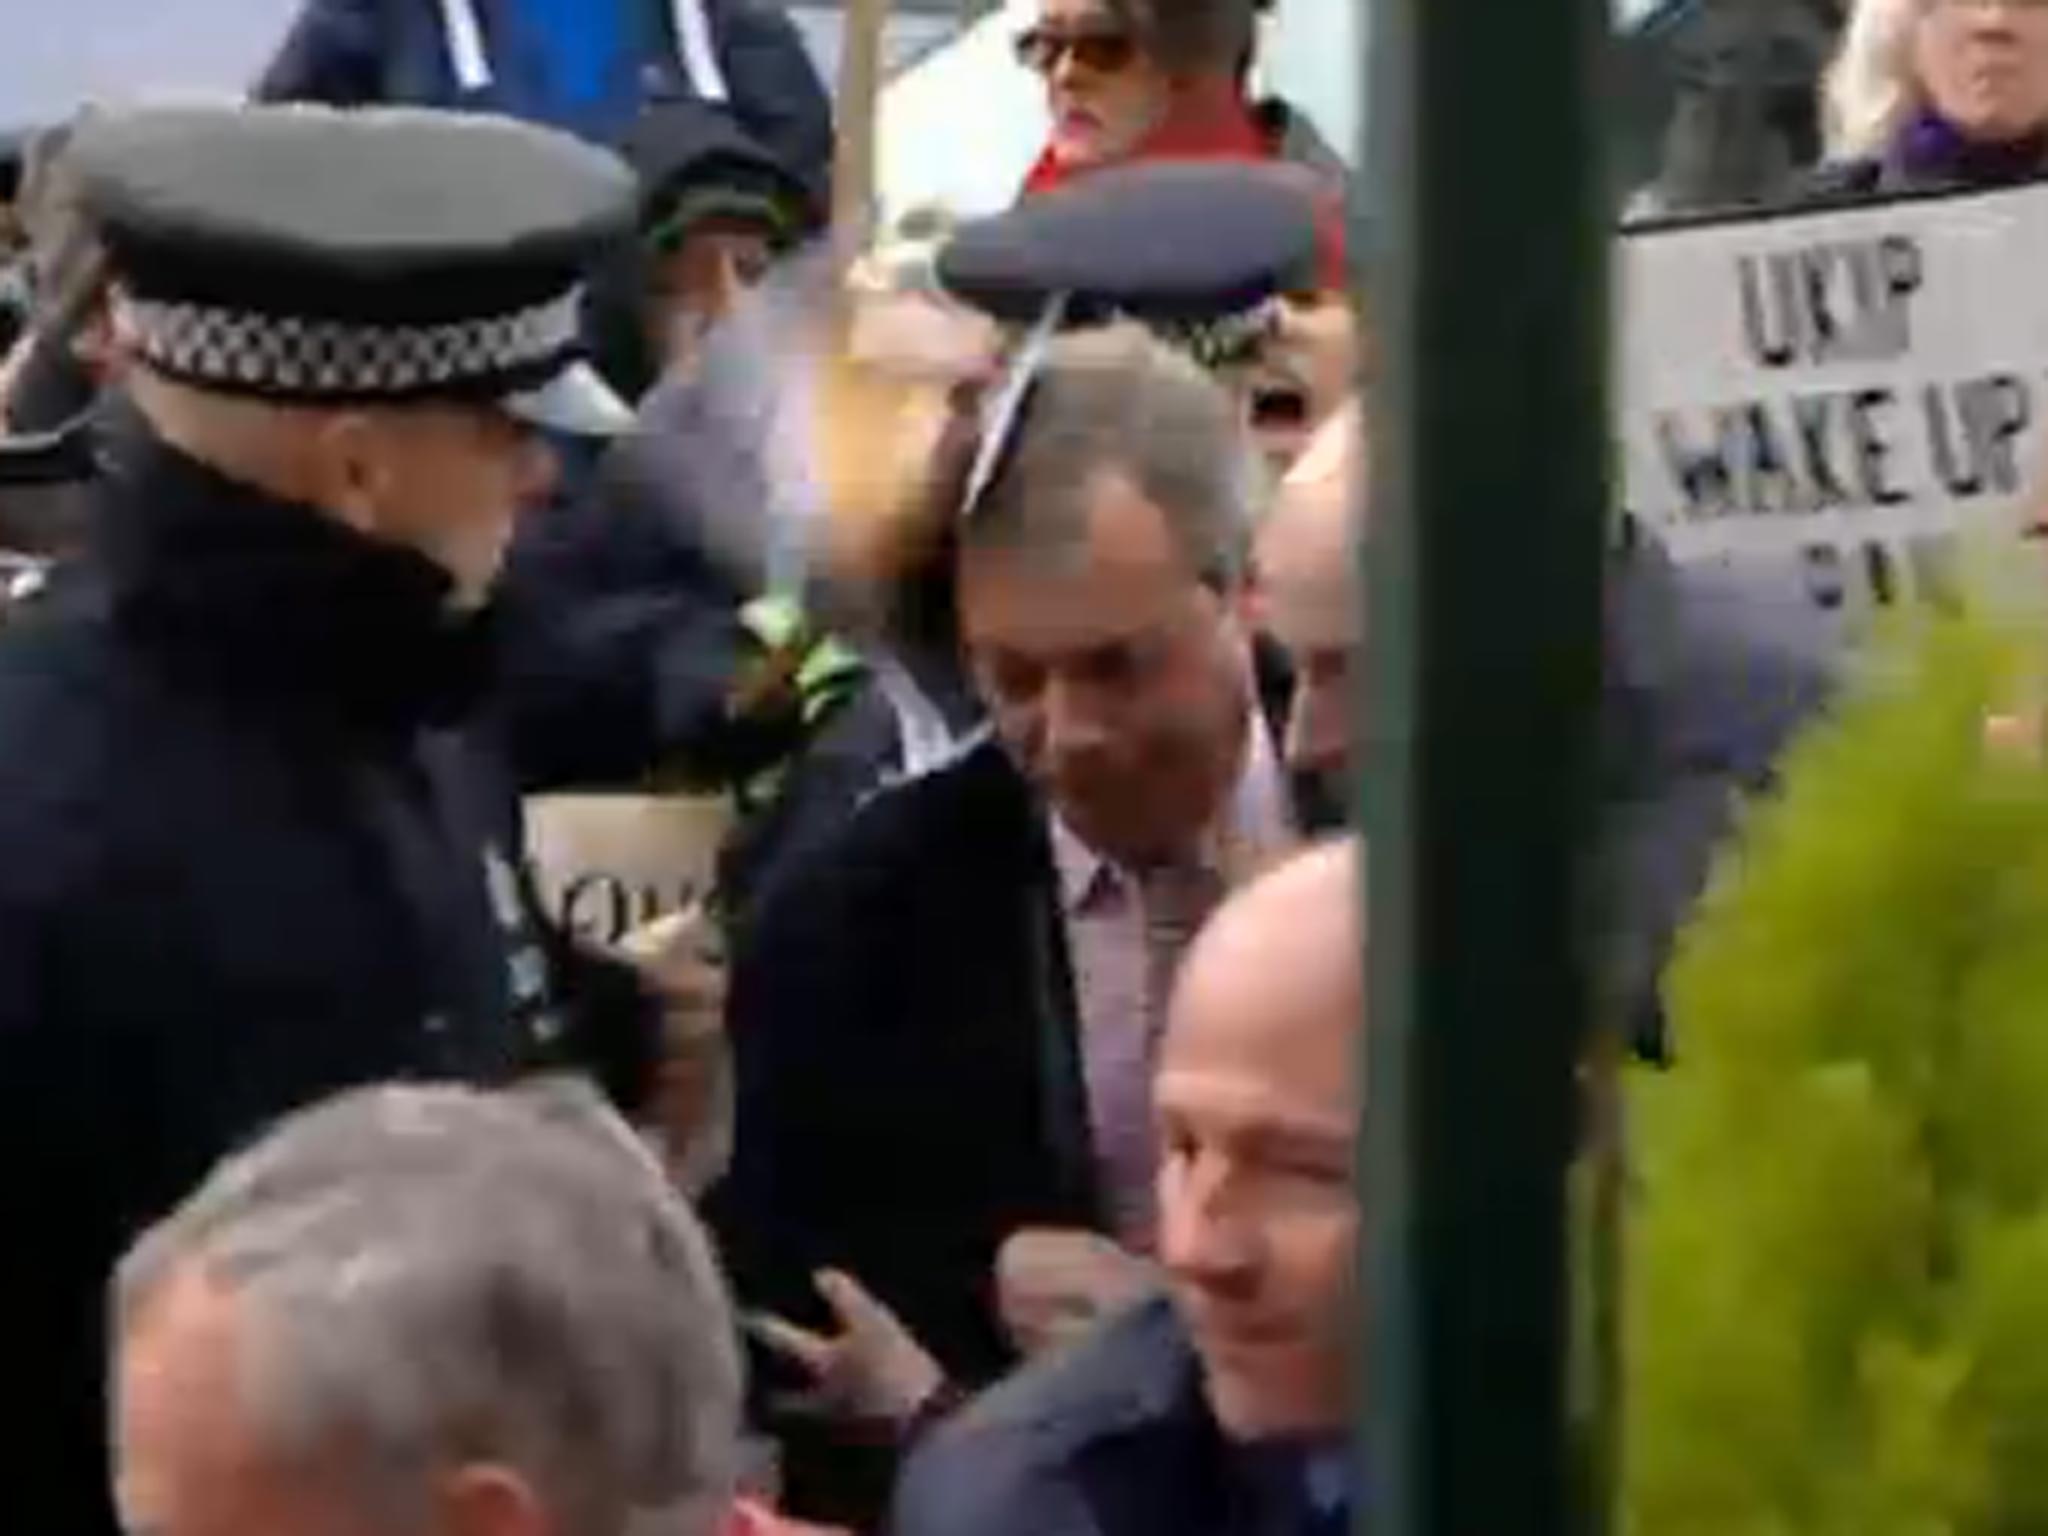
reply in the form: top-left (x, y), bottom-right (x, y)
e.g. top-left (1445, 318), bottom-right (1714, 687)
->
top-left (1014, 0), bottom-right (1342, 204)
top-left (1814, 0), bottom-right (2048, 200)
top-left (1011, 0), bottom-right (1352, 455)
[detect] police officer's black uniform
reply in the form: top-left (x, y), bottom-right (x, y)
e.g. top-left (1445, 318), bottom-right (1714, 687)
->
top-left (0, 105), bottom-right (655, 1535)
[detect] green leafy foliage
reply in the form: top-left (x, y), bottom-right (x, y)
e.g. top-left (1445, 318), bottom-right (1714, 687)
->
top-left (1624, 610), bottom-right (2048, 1535)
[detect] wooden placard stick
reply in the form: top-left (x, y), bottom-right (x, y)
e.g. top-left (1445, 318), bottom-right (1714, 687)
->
top-left (831, 0), bottom-right (890, 266)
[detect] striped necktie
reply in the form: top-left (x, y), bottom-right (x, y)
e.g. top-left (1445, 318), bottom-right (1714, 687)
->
top-left (1089, 859), bottom-right (1228, 1251)
top-left (1143, 860), bottom-right (1228, 1035)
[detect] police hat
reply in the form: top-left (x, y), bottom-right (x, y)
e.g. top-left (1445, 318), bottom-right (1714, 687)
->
top-left (72, 105), bottom-right (638, 436)
top-left (932, 162), bottom-right (1324, 512)
top-left (935, 160), bottom-right (1321, 333)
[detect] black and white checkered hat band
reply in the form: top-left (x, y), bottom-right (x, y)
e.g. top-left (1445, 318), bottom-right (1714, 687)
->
top-left (111, 288), bottom-right (584, 398)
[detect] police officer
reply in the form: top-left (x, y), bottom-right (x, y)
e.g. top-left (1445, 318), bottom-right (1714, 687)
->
top-left (0, 103), bottom-right (658, 1535)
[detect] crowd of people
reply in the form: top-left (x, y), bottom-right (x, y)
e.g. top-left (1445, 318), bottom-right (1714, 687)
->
top-left (2, 0), bottom-right (2047, 1531)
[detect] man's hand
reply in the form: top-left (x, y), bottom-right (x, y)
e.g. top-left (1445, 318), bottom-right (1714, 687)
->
top-left (616, 905), bottom-right (731, 1194)
top-left (995, 1228), bottom-right (1163, 1358)
top-left (747, 1269), bottom-right (947, 1438)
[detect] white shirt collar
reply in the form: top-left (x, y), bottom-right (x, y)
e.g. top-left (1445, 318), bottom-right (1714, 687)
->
top-left (1050, 711), bottom-right (1296, 914)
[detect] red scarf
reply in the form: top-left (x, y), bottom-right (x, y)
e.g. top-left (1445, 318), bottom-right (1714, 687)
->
top-left (1020, 89), bottom-right (1349, 291)
top-left (1022, 87), bottom-right (1271, 195)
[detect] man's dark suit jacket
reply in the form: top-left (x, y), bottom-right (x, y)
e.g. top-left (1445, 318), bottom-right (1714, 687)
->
top-left (712, 732), bottom-right (1106, 1524)
top-left (890, 1297), bottom-right (1335, 1536)
top-left (716, 735), bottom-right (1103, 1384)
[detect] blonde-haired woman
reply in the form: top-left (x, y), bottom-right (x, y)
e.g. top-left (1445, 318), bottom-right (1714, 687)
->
top-left (1815, 0), bottom-right (2048, 196)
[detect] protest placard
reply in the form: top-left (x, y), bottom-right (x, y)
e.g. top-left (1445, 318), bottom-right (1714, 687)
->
top-left (523, 793), bottom-right (732, 948)
top-left (1619, 183), bottom-right (2048, 639)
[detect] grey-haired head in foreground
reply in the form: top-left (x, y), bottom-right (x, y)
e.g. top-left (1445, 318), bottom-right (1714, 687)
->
top-left (115, 1079), bottom-right (743, 1536)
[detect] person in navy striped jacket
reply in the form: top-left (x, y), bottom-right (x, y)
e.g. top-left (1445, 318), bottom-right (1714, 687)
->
top-left (256, 0), bottom-right (832, 193)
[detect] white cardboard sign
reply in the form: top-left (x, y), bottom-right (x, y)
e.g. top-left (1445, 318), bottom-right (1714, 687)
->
top-left (1619, 183), bottom-right (2048, 631)
top-left (522, 793), bottom-right (732, 948)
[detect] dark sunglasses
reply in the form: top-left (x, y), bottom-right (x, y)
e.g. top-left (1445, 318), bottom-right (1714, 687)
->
top-left (1012, 26), bottom-right (1139, 76)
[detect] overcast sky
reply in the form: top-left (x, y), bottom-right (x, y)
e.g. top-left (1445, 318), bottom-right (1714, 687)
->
top-left (0, 0), bottom-right (295, 123)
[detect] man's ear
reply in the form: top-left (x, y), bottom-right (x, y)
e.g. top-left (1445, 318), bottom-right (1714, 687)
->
top-left (437, 1463), bottom-right (553, 1536)
top-left (309, 411), bottom-right (387, 534)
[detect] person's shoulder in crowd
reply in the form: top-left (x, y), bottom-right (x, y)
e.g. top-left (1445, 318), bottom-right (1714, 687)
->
top-left (1606, 523), bottom-right (1835, 777)
top-left (736, 728), bottom-right (1027, 929)
top-left (890, 1296), bottom-right (1204, 1536)
top-left (841, 728), bottom-right (1026, 851)
top-left (720, 728), bottom-right (1033, 1081)
top-left (1258, 97), bottom-right (1347, 186)
top-left (1250, 98), bottom-right (1350, 284)
top-left (1795, 154), bottom-right (1888, 206)
top-left (0, 578), bottom-right (140, 866)
top-left (1789, 150), bottom-right (2023, 206)
top-left (1600, 525), bottom-right (1837, 1060)
top-left (718, 679), bottom-right (905, 924)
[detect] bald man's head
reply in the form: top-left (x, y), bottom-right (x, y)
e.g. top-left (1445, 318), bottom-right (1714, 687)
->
top-left (1255, 404), bottom-right (1363, 794)
top-left (1155, 838), bottom-right (1363, 1441)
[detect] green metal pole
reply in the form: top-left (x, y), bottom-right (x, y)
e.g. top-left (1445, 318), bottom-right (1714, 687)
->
top-left (1356, 0), bottom-right (1609, 1528)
